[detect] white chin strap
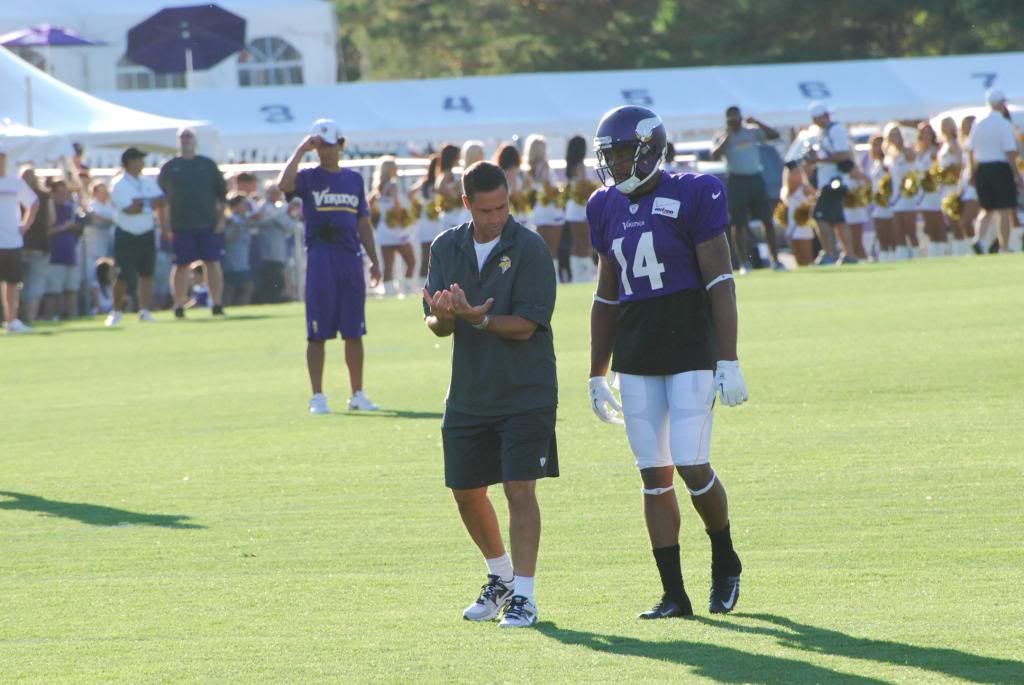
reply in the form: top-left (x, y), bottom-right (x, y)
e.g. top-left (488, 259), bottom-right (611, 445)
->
top-left (615, 161), bottom-right (661, 194)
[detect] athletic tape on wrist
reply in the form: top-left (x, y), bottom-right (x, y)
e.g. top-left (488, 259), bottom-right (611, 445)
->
top-left (705, 274), bottom-right (734, 291)
top-left (686, 470), bottom-right (717, 497)
top-left (593, 293), bottom-right (620, 305)
top-left (642, 485), bottom-right (675, 496)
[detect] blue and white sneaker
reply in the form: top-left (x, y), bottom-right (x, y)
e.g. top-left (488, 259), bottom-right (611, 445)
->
top-left (499, 595), bottom-right (538, 628)
top-left (463, 574), bottom-right (514, 622)
top-left (309, 393), bottom-right (331, 415)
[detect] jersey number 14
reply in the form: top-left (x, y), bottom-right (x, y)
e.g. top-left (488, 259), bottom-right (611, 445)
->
top-left (611, 232), bottom-right (665, 296)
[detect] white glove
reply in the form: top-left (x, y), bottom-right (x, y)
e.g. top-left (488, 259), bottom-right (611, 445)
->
top-left (589, 376), bottom-right (624, 425)
top-left (708, 360), bottom-right (749, 407)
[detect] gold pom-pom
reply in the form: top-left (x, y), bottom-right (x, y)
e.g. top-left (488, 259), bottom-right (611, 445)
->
top-left (874, 174), bottom-right (893, 206)
top-left (940, 164), bottom-right (961, 186)
top-left (941, 193), bottom-right (962, 221)
top-left (921, 164), bottom-right (940, 193)
top-left (425, 199), bottom-right (440, 220)
top-left (772, 200), bottom-right (788, 226)
top-left (901, 172), bottom-right (920, 198)
top-left (794, 203), bottom-right (812, 227)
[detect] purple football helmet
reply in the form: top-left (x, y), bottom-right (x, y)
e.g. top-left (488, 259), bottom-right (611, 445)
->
top-left (593, 106), bottom-right (667, 194)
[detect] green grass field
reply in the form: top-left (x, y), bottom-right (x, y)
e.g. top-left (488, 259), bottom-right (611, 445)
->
top-left (2, 256), bottom-right (1023, 684)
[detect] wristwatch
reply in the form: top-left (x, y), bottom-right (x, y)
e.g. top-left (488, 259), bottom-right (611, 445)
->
top-left (471, 315), bottom-right (490, 330)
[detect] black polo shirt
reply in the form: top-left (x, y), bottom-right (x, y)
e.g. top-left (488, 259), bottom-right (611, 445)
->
top-left (424, 217), bottom-right (557, 416)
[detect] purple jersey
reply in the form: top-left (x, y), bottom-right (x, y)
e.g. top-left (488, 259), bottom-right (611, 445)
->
top-left (292, 167), bottom-right (369, 253)
top-left (587, 172), bottom-right (728, 302)
top-left (49, 201), bottom-right (79, 266)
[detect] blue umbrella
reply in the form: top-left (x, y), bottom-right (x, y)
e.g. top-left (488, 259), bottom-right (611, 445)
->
top-left (0, 24), bottom-right (106, 48)
top-left (126, 4), bottom-right (246, 77)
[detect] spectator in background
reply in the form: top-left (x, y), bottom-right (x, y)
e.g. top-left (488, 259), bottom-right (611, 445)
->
top-left (107, 147), bottom-right (163, 326)
top-left (158, 128), bottom-right (228, 318)
top-left (968, 89), bottom-right (1022, 252)
top-left (807, 102), bottom-right (853, 265)
top-left (19, 166), bottom-right (52, 323)
top-left (369, 156), bottom-right (416, 297)
top-left (94, 258), bottom-right (114, 314)
top-left (0, 148), bottom-right (40, 333)
top-left (222, 193), bottom-right (254, 306)
top-left (186, 261), bottom-right (210, 309)
top-left (254, 182), bottom-right (295, 304)
top-left (710, 105), bottom-right (784, 271)
top-left (43, 179), bottom-right (83, 320)
top-left (84, 180), bottom-right (116, 314)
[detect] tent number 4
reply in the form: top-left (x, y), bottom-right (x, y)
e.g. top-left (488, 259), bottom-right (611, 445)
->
top-left (611, 233), bottom-right (665, 296)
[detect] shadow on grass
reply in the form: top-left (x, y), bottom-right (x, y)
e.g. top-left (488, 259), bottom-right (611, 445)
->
top-left (0, 492), bottom-right (204, 529)
top-left (536, 621), bottom-right (885, 683)
top-left (178, 314), bottom-right (272, 323)
top-left (697, 613), bottom-right (1024, 685)
top-left (339, 409), bottom-right (444, 420)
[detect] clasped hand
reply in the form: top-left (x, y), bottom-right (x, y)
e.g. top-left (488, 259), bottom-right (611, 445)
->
top-left (422, 283), bottom-right (493, 325)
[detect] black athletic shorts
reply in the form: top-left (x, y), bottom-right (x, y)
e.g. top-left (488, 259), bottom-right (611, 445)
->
top-left (113, 228), bottom-right (156, 288)
top-left (442, 406), bottom-right (559, 489)
top-left (813, 182), bottom-right (846, 226)
top-left (0, 248), bottom-right (23, 284)
top-left (726, 172), bottom-right (772, 228)
top-left (976, 162), bottom-right (1018, 210)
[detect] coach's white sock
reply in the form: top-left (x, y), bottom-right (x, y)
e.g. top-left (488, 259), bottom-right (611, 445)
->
top-left (513, 574), bottom-right (535, 602)
top-left (486, 554), bottom-right (514, 584)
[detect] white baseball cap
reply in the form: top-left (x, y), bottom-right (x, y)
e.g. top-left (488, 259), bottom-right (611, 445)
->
top-left (311, 118), bottom-right (343, 145)
top-left (808, 101), bottom-right (832, 119)
top-left (986, 88), bottom-right (1007, 107)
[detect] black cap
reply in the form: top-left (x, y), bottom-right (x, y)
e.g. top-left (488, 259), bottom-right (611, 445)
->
top-left (121, 147), bottom-right (146, 166)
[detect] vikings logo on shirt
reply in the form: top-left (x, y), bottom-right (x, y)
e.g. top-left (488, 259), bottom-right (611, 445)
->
top-left (311, 188), bottom-right (361, 213)
top-left (499, 255), bottom-right (512, 273)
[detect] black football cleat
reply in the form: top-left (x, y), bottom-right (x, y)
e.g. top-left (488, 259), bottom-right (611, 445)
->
top-left (174, 307), bottom-right (185, 319)
top-left (708, 575), bottom-right (741, 614)
top-left (638, 594), bottom-right (694, 620)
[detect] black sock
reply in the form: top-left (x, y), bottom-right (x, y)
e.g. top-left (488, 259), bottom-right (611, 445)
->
top-left (708, 523), bottom-right (742, 577)
top-left (652, 544), bottom-right (686, 602)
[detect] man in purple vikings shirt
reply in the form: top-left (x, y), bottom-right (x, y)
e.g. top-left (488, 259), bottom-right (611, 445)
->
top-left (278, 119), bottom-right (382, 414)
top-left (43, 179), bottom-right (84, 320)
top-left (586, 106), bottom-right (749, 620)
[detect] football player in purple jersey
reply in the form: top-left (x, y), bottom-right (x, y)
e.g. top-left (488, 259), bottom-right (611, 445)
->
top-left (586, 106), bottom-right (749, 619)
top-left (278, 119), bottom-right (382, 415)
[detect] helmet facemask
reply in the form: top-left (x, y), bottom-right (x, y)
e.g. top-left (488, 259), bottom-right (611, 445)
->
top-left (595, 140), bottom-right (663, 195)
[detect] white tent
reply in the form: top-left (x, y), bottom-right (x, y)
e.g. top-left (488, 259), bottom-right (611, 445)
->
top-left (0, 118), bottom-right (74, 164)
top-left (0, 45), bottom-right (215, 154)
top-left (100, 51), bottom-right (1024, 160)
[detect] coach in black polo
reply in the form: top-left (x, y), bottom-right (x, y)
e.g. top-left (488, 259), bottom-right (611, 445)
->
top-left (422, 161), bottom-right (557, 629)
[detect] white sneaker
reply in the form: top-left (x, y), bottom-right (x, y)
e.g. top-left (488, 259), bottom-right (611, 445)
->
top-left (309, 393), bottom-right (331, 414)
top-left (348, 390), bottom-right (379, 411)
top-left (499, 595), bottom-right (538, 628)
top-left (139, 309), bottom-right (155, 322)
top-left (105, 311), bottom-right (123, 327)
top-left (463, 575), bottom-right (514, 622)
top-left (6, 319), bottom-right (32, 334)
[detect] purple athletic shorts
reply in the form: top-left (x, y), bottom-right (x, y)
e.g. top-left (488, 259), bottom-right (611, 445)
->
top-left (173, 228), bottom-right (225, 265)
top-left (305, 246), bottom-right (367, 341)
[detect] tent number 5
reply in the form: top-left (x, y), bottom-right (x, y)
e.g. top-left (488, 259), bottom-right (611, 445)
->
top-left (611, 232), bottom-right (665, 296)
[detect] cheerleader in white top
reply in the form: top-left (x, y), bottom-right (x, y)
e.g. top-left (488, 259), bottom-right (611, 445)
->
top-left (563, 135), bottom-right (599, 281)
top-left (915, 122), bottom-right (947, 256)
top-left (868, 135), bottom-right (897, 261)
top-left (524, 134), bottom-right (565, 268)
top-left (370, 156), bottom-right (416, 297)
top-left (958, 116), bottom-right (982, 250)
top-left (411, 152), bottom-right (441, 279)
top-left (779, 163), bottom-right (818, 266)
top-left (937, 117), bottom-right (970, 255)
top-left (883, 123), bottom-right (920, 260)
top-left (435, 144), bottom-right (464, 232)
top-left (495, 143), bottom-right (533, 227)
top-left (841, 164), bottom-right (871, 261)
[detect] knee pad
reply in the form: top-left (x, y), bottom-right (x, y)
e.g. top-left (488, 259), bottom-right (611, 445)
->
top-left (641, 484), bottom-right (675, 496)
top-left (686, 469), bottom-right (717, 497)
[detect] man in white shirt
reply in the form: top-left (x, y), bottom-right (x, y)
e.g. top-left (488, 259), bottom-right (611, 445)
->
top-left (0, 148), bottom-right (40, 333)
top-left (967, 89), bottom-right (1022, 252)
top-left (807, 102), bottom-right (854, 265)
top-left (108, 148), bottom-right (164, 326)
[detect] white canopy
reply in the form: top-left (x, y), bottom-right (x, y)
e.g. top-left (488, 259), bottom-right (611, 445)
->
top-left (100, 51), bottom-right (1024, 160)
top-left (0, 118), bottom-right (74, 164)
top-left (0, 45), bottom-right (215, 153)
